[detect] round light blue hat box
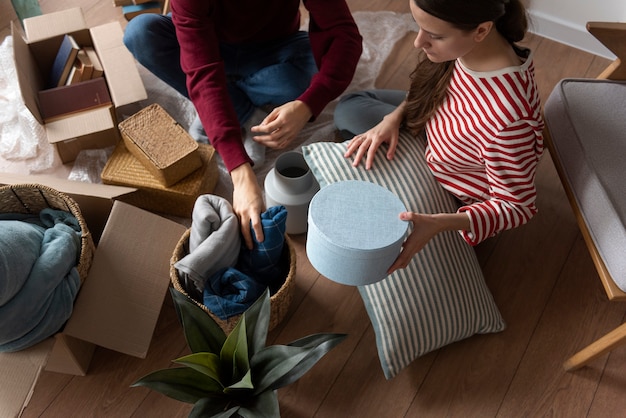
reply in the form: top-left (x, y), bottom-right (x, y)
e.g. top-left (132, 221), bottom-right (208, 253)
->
top-left (306, 180), bottom-right (408, 286)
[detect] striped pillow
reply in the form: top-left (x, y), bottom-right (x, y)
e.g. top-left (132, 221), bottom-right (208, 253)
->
top-left (302, 131), bottom-right (506, 379)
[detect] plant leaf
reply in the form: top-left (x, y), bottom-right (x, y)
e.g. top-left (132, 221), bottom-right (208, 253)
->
top-left (238, 390), bottom-right (280, 418)
top-left (224, 368), bottom-right (254, 394)
top-left (188, 398), bottom-right (238, 418)
top-left (131, 367), bottom-right (222, 404)
top-left (174, 352), bottom-right (223, 385)
top-left (170, 287), bottom-right (226, 354)
top-left (242, 288), bottom-right (271, 356)
top-left (250, 333), bottom-right (347, 394)
top-left (221, 315), bottom-right (250, 384)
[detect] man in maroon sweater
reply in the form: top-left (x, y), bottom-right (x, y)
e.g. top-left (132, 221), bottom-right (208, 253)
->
top-left (124, 1), bottom-right (362, 247)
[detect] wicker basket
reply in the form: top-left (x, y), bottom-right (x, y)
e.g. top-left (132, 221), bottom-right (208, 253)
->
top-left (119, 103), bottom-right (202, 187)
top-left (170, 228), bottom-right (296, 334)
top-left (0, 183), bottom-right (95, 283)
top-left (101, 142), bottom-right (218, 218)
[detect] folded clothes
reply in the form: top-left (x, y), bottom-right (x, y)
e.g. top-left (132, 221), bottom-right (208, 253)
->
top-left (201, 205), bottom-right (288, 320)
top-left (203, 267), bottom-right (266, 320)
top-left (174, 195), bottom-right (241, 298)
top-left (0, 208), bottom-right (82, 352)
top-left (176, 194), bottom-right (289, 320)
top-left (237, 205), bottom-right (287, 292)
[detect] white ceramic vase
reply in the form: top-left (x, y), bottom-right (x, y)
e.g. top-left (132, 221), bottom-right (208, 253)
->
top-left (264, 151), bottom-right (320, 235)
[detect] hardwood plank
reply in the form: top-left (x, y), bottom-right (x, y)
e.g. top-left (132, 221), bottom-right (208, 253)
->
top-left (404, 161), bottom-right (580, 417)
top-left (315, 327), bottom-right (435, 418)
top-left (18, 371), bottom-right (73, 417)
top-left (587, 331), bottom-right (626, 418)
top-left (132, 391), bottom-right (192, 418)
top-left (587, 54), bottom-right (614, 78)
top-left (529, 37), bottom-right (599, 104)
top-left (276, 273), bottom-right (371, 417)
top-left (496, 236), bottom-right (626, 417)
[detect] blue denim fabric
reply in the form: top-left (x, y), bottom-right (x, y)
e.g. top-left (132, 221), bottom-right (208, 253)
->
top-left (123, 13), bottom-right (318, 125)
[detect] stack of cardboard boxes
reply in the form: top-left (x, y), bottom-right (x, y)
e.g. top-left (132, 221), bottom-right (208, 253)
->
top-left (12, 7), bottom-right (146, 164)
top-left (12, 6), bottom-right (218, 219)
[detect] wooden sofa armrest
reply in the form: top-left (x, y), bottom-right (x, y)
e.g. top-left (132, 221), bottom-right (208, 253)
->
top-left (587, 21), bottom-right (626, 80)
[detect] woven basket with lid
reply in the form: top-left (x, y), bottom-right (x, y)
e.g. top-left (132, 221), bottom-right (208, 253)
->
top-left (119, 103), bottom-right (202, 187)
top-left (170, 228), bottom-right (296, 334)
top-left (0, 183), bottom-right (95, 282)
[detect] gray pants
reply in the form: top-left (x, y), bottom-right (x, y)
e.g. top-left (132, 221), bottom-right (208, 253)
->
top-left (334, 89), bottom-right (406, 140)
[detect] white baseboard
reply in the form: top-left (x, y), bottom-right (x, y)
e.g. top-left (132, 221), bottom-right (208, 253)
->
top-left (527, 9), bottom-right (616, 60)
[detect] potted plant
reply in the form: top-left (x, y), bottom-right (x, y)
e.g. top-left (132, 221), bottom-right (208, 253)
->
top-left (132, 287), bottom-right (346, 417)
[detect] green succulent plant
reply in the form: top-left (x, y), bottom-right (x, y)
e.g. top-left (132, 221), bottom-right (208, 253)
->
top-left (132, 287), bottom-right (346, 417)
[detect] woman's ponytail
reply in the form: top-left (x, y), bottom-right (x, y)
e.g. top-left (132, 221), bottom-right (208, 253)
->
top-left (496, 0), bottom-right (528, 43)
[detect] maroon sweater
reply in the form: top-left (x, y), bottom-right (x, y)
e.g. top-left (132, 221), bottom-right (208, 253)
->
top-left (171, 0), bottom-right (363, 172)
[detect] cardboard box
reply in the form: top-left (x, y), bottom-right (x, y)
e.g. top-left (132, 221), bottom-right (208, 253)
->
top-left (0, 340), bottom-right (53, 418)
top-left (11, 8), bottom-right (147, 163)
top-left (0, 173), bottom-right (187, 417)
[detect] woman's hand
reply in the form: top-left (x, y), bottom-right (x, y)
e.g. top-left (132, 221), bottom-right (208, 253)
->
top-left (387, 211), bottom-right (471, 274)
top-left (231, 163), bottom-right (266, 249)
top-left (344, 113), bottom-right (402, 170)
top-left (251, 100), bottom-right (312, 149)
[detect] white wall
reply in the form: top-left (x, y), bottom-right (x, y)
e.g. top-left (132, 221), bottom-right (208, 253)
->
top-left (526, 0), bottom-right (626, 59)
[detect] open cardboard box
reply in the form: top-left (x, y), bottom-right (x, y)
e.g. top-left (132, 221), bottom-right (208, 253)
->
top-left (11, 7), bottom-right (147, 163)
top-left (0, 173), bottom-right (187, 417)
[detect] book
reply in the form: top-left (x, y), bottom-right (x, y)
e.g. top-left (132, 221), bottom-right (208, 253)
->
top-left (64, 59), bottom-right (83, 85)
top-left (38, 77), bottom-right (112, 122)
top-left (84, 47), bottom-right (103, 79)
top-left (76, 49), bottom-right (94, 81)
top-left (122, 2), bottom-right (162, 20)
top-left (47, 34), bottom-right (80, 88)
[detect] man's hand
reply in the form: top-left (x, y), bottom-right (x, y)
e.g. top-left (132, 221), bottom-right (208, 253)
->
top-left (250, 100), bottom-right (312, 149)
top-left (231, 163), bottom-right (265, 249)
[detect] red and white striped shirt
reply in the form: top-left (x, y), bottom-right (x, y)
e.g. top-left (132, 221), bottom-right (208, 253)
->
top-left (424, 52), bottom-right (544, 245)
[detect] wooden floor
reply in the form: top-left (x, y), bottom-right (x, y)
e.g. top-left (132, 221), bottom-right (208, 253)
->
top-left (3, 0), bottom-right (626, 417)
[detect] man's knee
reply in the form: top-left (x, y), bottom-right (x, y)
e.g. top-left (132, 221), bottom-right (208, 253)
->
top-left (123, 13), bottom-right (165, 54)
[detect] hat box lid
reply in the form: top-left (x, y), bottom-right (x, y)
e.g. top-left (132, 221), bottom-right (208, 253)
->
top-left (306, 180), bottom-right (408, 286)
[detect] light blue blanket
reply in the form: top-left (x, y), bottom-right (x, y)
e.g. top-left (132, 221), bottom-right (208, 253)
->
top-left (0, 208), bottom-right (82, 352)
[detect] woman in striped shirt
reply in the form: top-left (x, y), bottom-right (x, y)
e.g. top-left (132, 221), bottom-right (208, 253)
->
top-left (334, 0), bottom-right (544, 273)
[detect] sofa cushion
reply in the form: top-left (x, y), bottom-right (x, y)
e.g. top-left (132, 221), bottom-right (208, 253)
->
top-left (544, 78), bottom-right (626, 291)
